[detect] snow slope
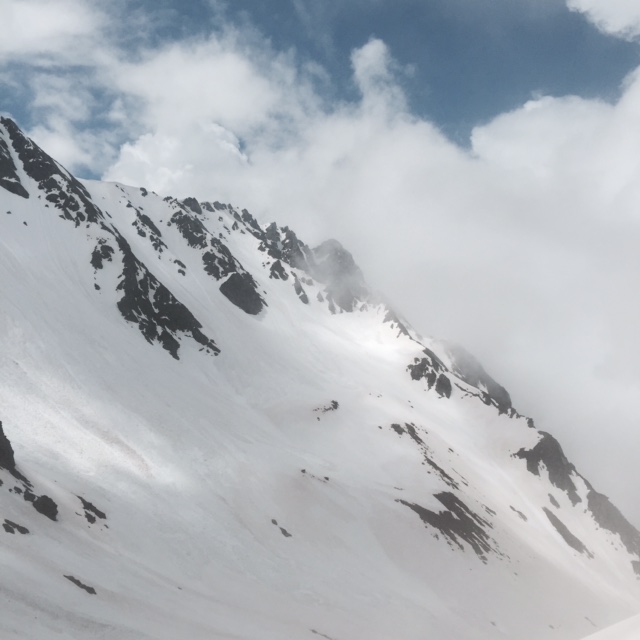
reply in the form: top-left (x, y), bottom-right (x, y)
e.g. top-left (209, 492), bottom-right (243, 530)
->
top-left (582, 614), bottom-right (640, 640)
top-left (0, 116), bottom-right (639, 639)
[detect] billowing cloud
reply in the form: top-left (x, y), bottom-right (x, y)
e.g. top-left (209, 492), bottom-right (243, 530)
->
top-left (0, 0), bottom-right (106, 63)
top-left (567, 0), bottom-right (640, 39)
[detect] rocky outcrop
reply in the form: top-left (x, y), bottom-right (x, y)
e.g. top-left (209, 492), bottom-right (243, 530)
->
top-left (514, 432), bottom-right (581, 505)
top-left (1, 117), bottom-right (102, 226)
top-left (0, 134), bottom-right (29, 199)
top-left (444, 344), bottom-right (512, 414)
top-left (0, 420), bottom-right (16, 471)
top-left (312, 239), bottom-right (369, 311)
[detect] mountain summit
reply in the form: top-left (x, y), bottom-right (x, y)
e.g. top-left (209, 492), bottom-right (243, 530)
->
top-left (0, 117), bottom-right (638, 640)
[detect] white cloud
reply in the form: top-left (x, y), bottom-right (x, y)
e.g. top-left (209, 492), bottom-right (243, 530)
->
top-left (0, 0), bottom-right (106, 64)
top-left (567, 0), bottom-right (640, 39)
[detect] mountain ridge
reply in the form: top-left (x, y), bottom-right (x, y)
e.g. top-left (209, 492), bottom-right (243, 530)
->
top-left (0, 116), bottom-right (638, 640)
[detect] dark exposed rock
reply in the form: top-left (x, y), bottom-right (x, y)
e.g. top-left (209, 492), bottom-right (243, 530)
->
top-left (311, 630), bottom-right (336, 640)
top-left (171, 208), bottom-right (209, 249)
top-left (281, 227), bottom-right (314, 271)
top-left (0, 134), bottom-right (29, 198)
top-left (271, 518), bottom-right (292, 538)
top-left (0, 420), bottom-right (16, 471)
top-left (64, 575), bottom-right (96, 595)
top-left (399, 492), bottom-right (496, 561)
top-left (444, 344), bottom-right (512, 414)
top-left (543, 508), bottom-right (592, 557)
top-left (314, 401), bottom-right (339, 414)
top-left (240, 208), bottom-right (263, 237)
top-left (33, 494), bottom-right (58, 521)
top-left (133, 211), bottom-right (166, 252)
top-left (219, 272), bottom-right (265, 315)
top-left (114, 231), bottom-right (219, 359)
top-left (548, 494), bottom-right (560, 508)
top-left (90, 239), bottom-right (115, 270)
top-left (201, 242), bottom-right (238, 280)
top-left (382, 307), bottom-right (411, 338)
top-left (587, 489), bottom-right (640, 567)
top-left (510, 506), bottom-right (528, 521)
top-left (390, 423), bottom-right (458, 489)
top-left (182, 197), bottom-right (202, 215)
top-left (514, 432), bottom-right (581, 506)
top-left (269, 260), bottom-right (288, 280)
top-left (264, 221), bottom-right (280, 243)
top-left (78, 496), bottom-right (106, 523)
top-left (435, 374), bottom-right (452, 398)
top-left (293, 274), bottom-right (309, 304)
top-left (408, 349), bottom-right (450, 397)
top-left (1, 117), bottom-right (102, 226)
top-left (311, 239), bottom-right (368, 311)
top-left (3, 519), bottom-right (29, 534)
top-left (170, 205), bottom-right (265, 315)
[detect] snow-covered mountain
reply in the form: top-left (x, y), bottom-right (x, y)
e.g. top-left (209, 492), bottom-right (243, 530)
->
top-left (0, 116), bottom-right (638, 640)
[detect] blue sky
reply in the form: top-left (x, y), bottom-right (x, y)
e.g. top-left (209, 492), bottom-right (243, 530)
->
top-left (203, 0), bottom-right (640, 140)
top-left (5, 0), bottom-right (638, 146)
top-left (3, 0), bottom-right (640, 523)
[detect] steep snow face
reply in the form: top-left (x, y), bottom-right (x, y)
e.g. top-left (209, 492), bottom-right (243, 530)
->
top-left (0, 116), bottom-right (639, 640)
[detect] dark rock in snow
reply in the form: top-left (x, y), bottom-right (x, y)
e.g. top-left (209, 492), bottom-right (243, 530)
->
top-left (114, 231), bottom-right (220, 358)
top-left (390, 423), bottom-right (405, 436)
top-left (435, 374), bottom-right (452, 398)
top-left (510, 506), bottom-right (528, 521)
top-left (293, 274), bottom-right (309, 304)
top-left (90, 239), bottom-right (115, 270)
top-left (240, 208), bottom-right (263, 238)
top-left (78, 496), bottom-right (107, 523)
top-left (543, 508), bottom-right (592, 557)
top-left (3, 519), bottom-right (29, 534)
top-left (64, 575), bottom-right (96, 595)
top-left (312, 239), bottom-right (369, 311)
top-left (170, 205), bottom-right (265, 315)
top-left (133, 211), bottom-right (166, 252)
top-left (586, 489), bottom-right (640, 568)
top-left (399, 492), bottom-right (496, 561)
top-left (171, 208), bottom-right (210, 250)
top-left (1, 117), bottom-right (102, 226)
top-left (280, 227), bottom-right (314, 271)
top-left (33, 494), bottom-right (58, 521)
top-left (182, 197), bottom-right (202, 215)
top-left (219, 272), bottom-right (265, 315)
top-left (0, 420), bottom-right (16, 471)
top-left (269, 260), bottom-right (288, 280)
top-left (0, 134), bottom-right (29, 198)
top-left (382, 307), bottom-right (411, 338)
top-left (393, 423), bottom-right (459, 489)
top-left (408, 349), bottom-right (450, 397)
top-left (444, 344), bottom-right (512, 414)
top-left (201, 242), bottom-right (239, 280)
top-left (514, 432), bottom-right (581, 506)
